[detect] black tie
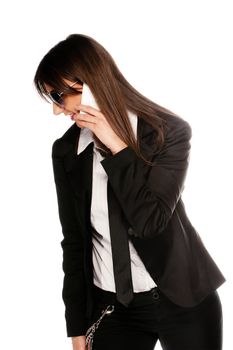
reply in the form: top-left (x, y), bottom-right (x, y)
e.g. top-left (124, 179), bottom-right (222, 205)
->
top-left (106, 180), bottom-right (134, 306)
top-left (94, 139), bottom-right (134, 306)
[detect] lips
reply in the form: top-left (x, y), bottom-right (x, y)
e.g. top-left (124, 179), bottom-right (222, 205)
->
top-left (70, 113), bottom-right (76, 120)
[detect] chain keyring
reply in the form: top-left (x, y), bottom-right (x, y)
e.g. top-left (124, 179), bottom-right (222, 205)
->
top-left (85, 304), bottom-right (115, 350)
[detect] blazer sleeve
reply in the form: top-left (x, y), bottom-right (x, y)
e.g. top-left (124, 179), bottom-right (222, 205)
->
top-left (52, 139), bottom-right (87, 337)
top-left (101, 118), bottom-right (192, 240)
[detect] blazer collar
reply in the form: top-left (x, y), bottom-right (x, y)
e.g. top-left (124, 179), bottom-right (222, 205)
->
top-left (62, 113), bottom-right (156, 174)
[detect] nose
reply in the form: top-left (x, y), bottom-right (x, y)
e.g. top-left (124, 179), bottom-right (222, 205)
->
top-left (52, 103), bottom-right (64, 115)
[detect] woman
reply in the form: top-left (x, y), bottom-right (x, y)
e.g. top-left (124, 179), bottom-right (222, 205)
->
top-left (34, 34), bottom-right (226, 350)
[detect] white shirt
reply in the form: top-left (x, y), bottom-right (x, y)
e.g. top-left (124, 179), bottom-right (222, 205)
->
top-left (77, 111), bottom-right (156, 292)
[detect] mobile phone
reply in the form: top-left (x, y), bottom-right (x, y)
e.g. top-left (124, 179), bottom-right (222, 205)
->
top-left (80, 83), bottom-right (100, 114)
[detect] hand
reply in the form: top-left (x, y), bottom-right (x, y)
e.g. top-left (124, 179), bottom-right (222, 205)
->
top-left (71, 335), bottom-right (86, 350)
top-left (74, 104), bottom-right (128, 155)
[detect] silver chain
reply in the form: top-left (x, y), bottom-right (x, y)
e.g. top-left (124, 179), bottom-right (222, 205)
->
top-left (85, 304), bottom-right (115, 349)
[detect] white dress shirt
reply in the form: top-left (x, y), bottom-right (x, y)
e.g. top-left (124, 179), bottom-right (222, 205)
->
top-left (77, 111), bottom-right (156, 292)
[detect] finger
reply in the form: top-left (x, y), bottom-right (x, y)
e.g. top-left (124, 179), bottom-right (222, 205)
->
top-left (75, 119), bottom-right (94, 132)
top-left (75, 113), bottom-right (97, 124)
top-left (77, 104), bottom-right (102, 118)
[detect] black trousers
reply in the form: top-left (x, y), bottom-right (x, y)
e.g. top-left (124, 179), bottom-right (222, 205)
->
top-left (87, 284), bottom-right (223, 350)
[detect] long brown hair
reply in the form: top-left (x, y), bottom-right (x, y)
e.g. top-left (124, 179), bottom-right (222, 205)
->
top-left (34, 33), bottom-right (179, 165)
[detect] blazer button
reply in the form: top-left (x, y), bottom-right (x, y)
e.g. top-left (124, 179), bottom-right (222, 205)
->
top-left (152, 290), bottom-right (160, 300)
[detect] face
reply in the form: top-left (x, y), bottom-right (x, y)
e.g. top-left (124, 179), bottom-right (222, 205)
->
top-left (44, 78), bottom-right (84, 127)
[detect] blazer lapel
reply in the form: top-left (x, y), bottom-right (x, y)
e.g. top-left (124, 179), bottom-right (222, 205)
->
top-left (62, 125), bottom-right (94, 235)
top-left (63, 125), bottom-right (93, 192)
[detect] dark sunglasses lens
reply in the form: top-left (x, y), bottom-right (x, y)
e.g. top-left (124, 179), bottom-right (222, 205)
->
top-left (50, 92), bottom-right (64, 106)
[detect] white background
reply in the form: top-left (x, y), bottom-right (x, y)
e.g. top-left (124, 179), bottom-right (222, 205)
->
top-left (0, 0), bottom-right (232, 349)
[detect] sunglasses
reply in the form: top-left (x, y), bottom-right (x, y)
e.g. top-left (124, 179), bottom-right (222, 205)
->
top-left (46, 80), bottom-right (83, 107)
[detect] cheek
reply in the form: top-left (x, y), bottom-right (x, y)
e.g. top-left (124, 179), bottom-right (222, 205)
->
top-left (65, 94), bottom-right (82, 110)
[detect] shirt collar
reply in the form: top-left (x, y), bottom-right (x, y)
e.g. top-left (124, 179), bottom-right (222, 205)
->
top-left (77, 110), bottom-right (138, 155)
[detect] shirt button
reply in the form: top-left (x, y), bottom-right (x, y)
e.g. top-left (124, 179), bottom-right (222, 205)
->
top-left (128, 227), bottom-right (136, 236)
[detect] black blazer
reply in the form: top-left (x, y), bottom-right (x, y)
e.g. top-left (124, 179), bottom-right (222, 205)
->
top-left (51, 114), bottom-right (226, 337)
